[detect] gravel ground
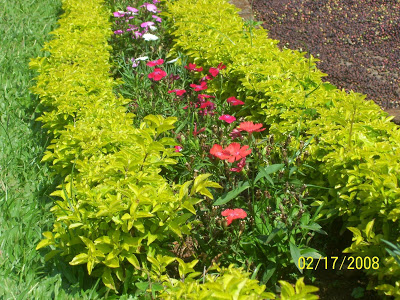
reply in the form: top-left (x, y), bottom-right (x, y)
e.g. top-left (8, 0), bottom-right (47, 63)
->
top-left (251, 0), bottom-right (400, 110)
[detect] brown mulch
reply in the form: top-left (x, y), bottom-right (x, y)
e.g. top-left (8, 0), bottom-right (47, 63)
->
top-left (251, 0), bottom-right (400, 113)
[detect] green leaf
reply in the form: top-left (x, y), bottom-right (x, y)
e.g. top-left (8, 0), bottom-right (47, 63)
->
top-left (262, 263), bottom-right (276, 284)
top-left (255, 164), bottom-right (284, 185)
top-left (44, 250), bottom-right (62, 261)
top-left (104, 257), bottom-right (120, 268)
top-left (365, 219), bottom-right (375, 240)
top-left (69, 253), bottom-right (88, 265)
top-left (179, 180), bottom-right (193, 200)
top-left (213, 181), bottom-right (250, 205)
top-left (147, 232), bottom-right (158, 245)
top-left (126, 254), bottom-right (141, 269)
top-left (300, 223), bottom-right (327, 235)
top-left (36, 238), bottom-right (53, 250)
top-left (102, 267), bottom-right (116, 290)
top-left (279, 280), bottom-right (296, 299)
top-left (289, 242), bottom-right (302, 274)
top-left (135, 282), bottom-right (149, 291)
top-left (151, 283), bottom-right (164, 292)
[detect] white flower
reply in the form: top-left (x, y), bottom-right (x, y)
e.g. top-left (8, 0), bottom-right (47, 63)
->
top-left (142, 33), bottom-right (159, 41)
top-left (166, 57), bottom-right (179, 64)
top-left (149, 25), bottom-right (157, 31)
top-left (136, 56), bottom-right (149, 61)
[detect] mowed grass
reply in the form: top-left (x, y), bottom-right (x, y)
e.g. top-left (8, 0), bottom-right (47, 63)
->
top-left (0, 1), bottom-right (107, 299)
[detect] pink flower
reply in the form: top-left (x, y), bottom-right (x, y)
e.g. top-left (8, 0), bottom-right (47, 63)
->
top-left (153, 0), bottom-right (160, 3)
top-left (148, 68), bottom-right (167, 81)
top-left (230, 157), bottom-right (246, 172)
top-left (132, 31), bottom-right (142, 39)
top-left (221, 208), bottom-right (247, 225)
top-left (227, 97), bottom-right (244, 106)
top-left (130, 58), bottom-right (139, 68)
top-left (219, 114), bottom-right (236, 124)
top-left (152, 15), bottom-right (162, 22)
top-left (141, 21), bottom-right (155, 29)
top-left (146, 58), bottom-right (164, 67)
top-left (126, 6), bottom-right (138, 13)
top-left (190, 81), bottom-right (207, 91)
top-left (185, 63), bottom-right (203, 72)
top-left (128, 24), bottom-right (138, 29)
top-left (168, 89), bottom-right (186, 96)
top-left (174, 145), bottom-right (183, 152)
top-left (113, 11), bottom-right (125, 18)
top-left (141, 3), bottom-right (158, 13)
top-left (209, 67), bottom-right (219, 77)
top-left (114, 30), bottom-right (124, 35)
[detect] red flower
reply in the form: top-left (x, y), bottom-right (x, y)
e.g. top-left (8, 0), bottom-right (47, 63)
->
top-left (200, 101), bottom-right (215, 109)
top-left (184, 63), bottom-right (203, 72)
top-left (222, 142), bottom-right (252, 163)
top-left (174, 145), bottom-right (183, 152)
top-left (190, 81), bottom-right (207, 91)
top-left (227, 97), bottom-right (244, 105)
top-left (193, 123), bottom-right (206, 137)
top-left (168, 89), bottom-right (186, 96)
top-left (217, 62), bottom-right (226, 70)
top-left (198, 94), bottom-right (215, 102)
top-left (237, 121), bottom-right (265, 133)
top-left (210, 144), bottom-right (230, 160)
top-left (209, 67), bottom-right (219, 77)
top-left (148, 68), bottom-right (167, 81)
top-left (230, 157), bottom-right (246, 172)
top-left (219, 114), bottom-right (236, 124)
top-left (221, 208), bottom-right (247, 225)
top-left (146, 58), bottom-right (164, 67)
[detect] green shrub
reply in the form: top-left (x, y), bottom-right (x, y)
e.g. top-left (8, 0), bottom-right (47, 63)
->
top-left (160, 263), bottom-right (319, 299)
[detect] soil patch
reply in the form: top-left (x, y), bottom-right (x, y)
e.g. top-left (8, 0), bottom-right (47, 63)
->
top-left (251, 0), bottom-right (400, 113)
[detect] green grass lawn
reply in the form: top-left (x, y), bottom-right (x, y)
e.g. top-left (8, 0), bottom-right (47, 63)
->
top-left (0, 1), bottom-right (106, 298)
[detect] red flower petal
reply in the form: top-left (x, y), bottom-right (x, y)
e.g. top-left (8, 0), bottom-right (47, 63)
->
top-left (237, 121), bottom-right (265, 133)
top-left (227, 97), bottom-right (245, 105)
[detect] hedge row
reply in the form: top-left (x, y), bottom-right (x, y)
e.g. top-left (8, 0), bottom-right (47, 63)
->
top-left (165, 0), bottom-right (400, 296)
top-left (29, 0), bottom-right (319, 297)
top-left (29, 0), bottom-right (217, 292)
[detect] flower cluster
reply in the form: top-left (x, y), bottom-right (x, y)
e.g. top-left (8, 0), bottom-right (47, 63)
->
top-left (112, 1), bottom-right (161, 41)
top-left (146, 58), bottom-right (167, 81)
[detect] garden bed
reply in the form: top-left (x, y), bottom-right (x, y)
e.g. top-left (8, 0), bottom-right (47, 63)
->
top-left (25, 0), bottom-right (400, 298)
